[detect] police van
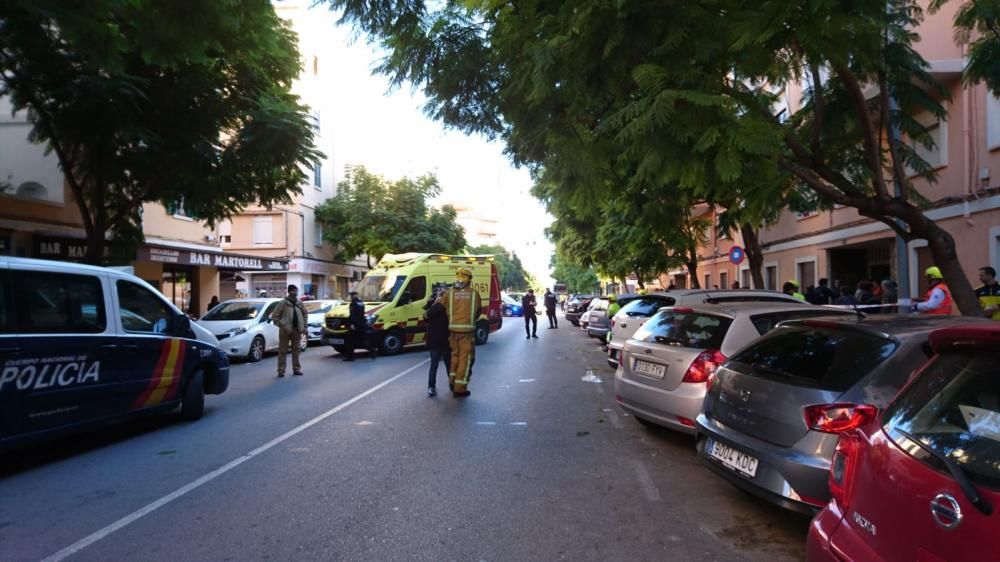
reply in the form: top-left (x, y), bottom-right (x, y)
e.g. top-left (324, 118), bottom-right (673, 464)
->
top-left (0, 257), bottom-right (230, 450)
top-left (321, 253), bottom-right (503, 355)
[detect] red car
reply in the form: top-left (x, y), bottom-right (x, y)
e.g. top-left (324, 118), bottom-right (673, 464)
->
top-left (807, 324), bottom-right (999, 562)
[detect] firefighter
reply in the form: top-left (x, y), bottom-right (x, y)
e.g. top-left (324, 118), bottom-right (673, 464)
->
top-left (911, 266), bottom-right (953, 315)
top-left (437, 267), bottom-right (482, 397)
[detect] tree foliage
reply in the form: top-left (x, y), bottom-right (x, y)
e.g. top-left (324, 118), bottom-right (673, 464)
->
top-left (551, 255), bottom-right (600, 295)
top-left (316, 165), bottom-right (466, 266)
top-left (468, 244), bottom-right (530, 291)
top-left (330, 0), bottom-right (982, 314)
top-left (0, 0), bottom-right (321, 263)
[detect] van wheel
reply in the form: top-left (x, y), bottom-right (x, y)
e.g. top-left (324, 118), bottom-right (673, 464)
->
top-left (474, 322), bottom-right (489, 345)
top-left (299, 333), bottom-right (308, 352)
top-left (332, 345), bottom-right (348, 354)
top-left (180, 370), bottom-right (205, 421)
top-left (380, 329), bottom-right (404, 356)
top-left (248, 336), bottom-right (265, 362)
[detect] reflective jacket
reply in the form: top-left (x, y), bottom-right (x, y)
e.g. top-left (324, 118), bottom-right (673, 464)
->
top-left (920, 283), bottom-right (953, 315)
top-left (439, 286), bottom-right (482, 334)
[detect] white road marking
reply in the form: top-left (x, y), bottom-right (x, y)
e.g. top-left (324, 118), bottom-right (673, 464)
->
top-left (632, 460), bottom-right (662, 502)
top-left (476, 421), bottom-right (497, 426)
top-left (510, 422), bottom-right (528, 426)
top-left (40, 358), bottom-right (430, 562)
top-left (518, 378), bottom-right (535, 383)
top-left (354, 421), bottom-right (374, 426)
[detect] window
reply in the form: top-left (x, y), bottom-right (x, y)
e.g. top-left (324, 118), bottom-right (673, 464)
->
top-left (219, 221), bottom-right (232, 247)
top-left (619, 297), bottom-right (676, 318)
top-left (117, 281), bottom-right (173, 334)
top-left (262, 301), bottom-right (280, 322)
top-left (634, 310), bottom-right (732, 350)
top-left (988, 94), bottom-right (1000, 150)
top-left (402, 276), bottom-right (427, 304)
top-left (719, 271), bottom-right (729, 290)
top-left (312, 55), bottom-right (319, 77)
top-left (704, 274), bottom-right (712, 289)
top-left (730, 326), bottom-right (897, 391)
top-left (314, 220), bottom-right (323, 247)
top-left (797, 260), bottom-right (816, 289)
top-left (750, 310), bottom-right (853, 336)
top-left (741, 269), bottom-right (752, 289)
top-left (765, 265), bottom-right (778, 291)
top-left (313, 162), bottom-right (322, 189)
top-left (908, 113), bottom-right (948, 173)
top-left (252, 216), bottom-right (273, 246)
top-left (166, 198), bottom-right (198, 220)
top-left (12, 271), bottom-right (106, 333)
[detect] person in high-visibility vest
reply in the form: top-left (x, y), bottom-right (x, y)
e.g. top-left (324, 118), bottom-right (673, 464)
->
top-left (607, 294), bottom-right (621, 318)
top-left (783, 280), bottom-right (806, 301)
top-left (912, 266), bottom-right (953, 315)
top-left (975, 266), bottom-right (1000, 320)
top-left (437, 267), bottom-right (482, 397)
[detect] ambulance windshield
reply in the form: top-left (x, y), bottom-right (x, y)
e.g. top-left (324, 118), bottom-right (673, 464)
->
top-left (355, 274), bottom-right (407, 302)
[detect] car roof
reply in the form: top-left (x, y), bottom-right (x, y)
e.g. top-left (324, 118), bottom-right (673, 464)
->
top-left (672, 302), bottom-right (849, 318)
top-left (0, 256), bottom-right (141, 279)
top-left (779, 314), bottom-right (986, 339)
top-left (218, 298), bottom-right (280, 304)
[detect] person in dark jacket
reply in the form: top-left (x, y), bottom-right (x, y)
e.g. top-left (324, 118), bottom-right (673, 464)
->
top-left (423, 295), bottom-right (450, 397)
top-left (522, 290), bottom-right (538, 339)
top-left (543, 289), bottom-right (558, 329)
top-left (343, 291), bottom-right (376, 361)
top-left (833, 285), bottom-right (858, 306)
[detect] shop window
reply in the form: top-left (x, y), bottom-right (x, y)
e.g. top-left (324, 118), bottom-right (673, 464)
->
top-left (253, 216), bottom-right (273, 246)
top-left (161, 265), bottom-right (193, 314)
top-left (117, 281), bottom-right (173, 334)
top-left (12, 270), bottom-right (106, 333)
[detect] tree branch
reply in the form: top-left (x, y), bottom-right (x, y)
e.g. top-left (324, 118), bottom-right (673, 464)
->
top-left (809, 62), bottom-right (825, 157)
top-left (831, 62), bottom-right (892, 200)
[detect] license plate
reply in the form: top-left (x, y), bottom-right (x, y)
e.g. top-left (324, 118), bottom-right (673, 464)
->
top-left (707, 439), bottom-right (759, 478)
top-left (632, 359), bottom-right (665, 379)
top-left (327, 338), bottom-right (345, 345)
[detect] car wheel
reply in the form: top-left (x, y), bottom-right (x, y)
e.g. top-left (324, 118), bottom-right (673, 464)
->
top-left (380, 329), bottom-right (404, 356)
top-left (180, 370), bottom-right (205, 421)
top-left (332, 345), bottom-right (349, 354)
top-left (474, 321), bottom-right (489, 345)
top-left (299, 333), bottom-right (308, 352)
top-left (247, 336), bottom-right (265, 362)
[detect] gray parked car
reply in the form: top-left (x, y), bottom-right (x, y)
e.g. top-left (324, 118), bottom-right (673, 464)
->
top-left (616, 303), bottom-right (854, 435)
top-left (695, 315), bottom-right (983, 515)
top-left (588, 293), bottom-right (642, 341)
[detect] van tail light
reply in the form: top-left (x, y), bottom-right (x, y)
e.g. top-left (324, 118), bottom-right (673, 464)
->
top-left (803, 403), bottom-right (878, 434)
top-left (682, 350), bottom-right (726, 383)
top-left (829, 432), bottom-right (863, 509)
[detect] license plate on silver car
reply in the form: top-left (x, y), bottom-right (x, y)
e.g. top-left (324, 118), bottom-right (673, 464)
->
top-left (706, 439), bottom-right (759, 478)
top-left (632, 359), bottom-right (665, 379)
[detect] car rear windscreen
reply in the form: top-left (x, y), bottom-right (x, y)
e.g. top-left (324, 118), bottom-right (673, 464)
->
top-left (634, 311), bottom-right (732, 350)
top-left (729, 326), bottom-right (897, 391)
top-left (621, 297), bottom-right (676, 317)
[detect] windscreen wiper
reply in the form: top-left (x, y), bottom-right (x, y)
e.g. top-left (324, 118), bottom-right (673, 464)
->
top-left (896, 428), bottom-right (993, 516)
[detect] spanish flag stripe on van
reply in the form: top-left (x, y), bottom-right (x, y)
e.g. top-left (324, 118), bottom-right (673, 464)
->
top-left (131, 340), bottom-right (185, 409)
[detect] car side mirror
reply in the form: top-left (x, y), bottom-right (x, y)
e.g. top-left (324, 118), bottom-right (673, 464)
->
top-left (174, 314), bottom-right (191, 337)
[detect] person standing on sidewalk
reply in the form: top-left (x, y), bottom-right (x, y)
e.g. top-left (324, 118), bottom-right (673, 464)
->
top-left (544, 289), bottom-right (558, 329)
top-left (271, 284), bottom-right (307, 377)
top-left (423, 288), bottom-right (451, 396)
top-left (344, 291), bottom-right (377, 361)
top-left (522, 289), bottom-right (538, 338)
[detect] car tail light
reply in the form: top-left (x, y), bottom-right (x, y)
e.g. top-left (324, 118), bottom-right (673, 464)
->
top-left (676, 416), bottom-right (696, 427)
top-left (829, 433), bottom-right (862, 509)
top-left (803, 403), bottom-right (878, 434)
top-left (682, 349), bottom-right (726, 383)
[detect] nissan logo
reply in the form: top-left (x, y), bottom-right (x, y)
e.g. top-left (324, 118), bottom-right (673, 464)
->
top-left (930, 493), bottom-right (963, 529)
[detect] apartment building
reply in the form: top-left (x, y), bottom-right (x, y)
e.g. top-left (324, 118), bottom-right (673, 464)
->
top-left (665, 2), bottom-right (1000, 300)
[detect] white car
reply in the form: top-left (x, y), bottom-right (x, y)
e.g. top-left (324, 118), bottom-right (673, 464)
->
top-left (304, 299), bottom-right (342, 342)
top-left (198, 298), bottom-right (307, 361)
top-left (606, 289), bottom-right (804, 368)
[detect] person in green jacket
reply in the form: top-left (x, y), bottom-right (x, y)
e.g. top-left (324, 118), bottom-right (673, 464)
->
top-left (783, 280), bottom-right (806, 301)
top-left (607, 294), bottom-right (621, 318)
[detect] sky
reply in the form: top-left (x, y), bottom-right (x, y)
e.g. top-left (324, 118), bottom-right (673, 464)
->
top-left (302, 6), bottom-right (555, 287)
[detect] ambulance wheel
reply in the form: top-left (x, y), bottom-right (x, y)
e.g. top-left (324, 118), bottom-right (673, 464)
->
top-left (474, 321), bottom-right (489, 345)
top-left (180, 370), bottom-right (205, 421)
top-left (380, 329), bottom-right (404, 356)
top-left (248, 336), bottom-right (265, 362)
top-left (299, 333), bottom-right (308, 352)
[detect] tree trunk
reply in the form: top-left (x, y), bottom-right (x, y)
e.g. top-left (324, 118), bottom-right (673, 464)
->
top-left (687, 249), bottom-right (700, 289)
top-left (83, 217), bottom-right (106, 265)
top-left (740, 223), bottom-right (765, 289)
top-left (924, 223), bottom-right (979, 316)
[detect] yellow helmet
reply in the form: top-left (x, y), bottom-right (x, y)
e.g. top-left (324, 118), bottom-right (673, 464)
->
top-left (455, 267), bottom-right (473, 282)
top-left (925, 266), bottom-right (943, 280)
top-left (608, 294), bottom-right (617, 302)
top-left (788, 279), bottom-right (800, 288)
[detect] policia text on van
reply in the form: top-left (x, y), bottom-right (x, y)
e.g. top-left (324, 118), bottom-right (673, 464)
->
top-left (0, 257), bottom-right (230, 450)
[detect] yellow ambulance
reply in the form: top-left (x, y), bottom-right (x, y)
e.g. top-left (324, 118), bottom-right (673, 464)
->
top-left (320, 253), bottom-right (503, 355)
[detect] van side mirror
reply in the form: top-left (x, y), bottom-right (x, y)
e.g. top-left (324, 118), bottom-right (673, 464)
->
top-left (174, 314), bottom-right (191, 337)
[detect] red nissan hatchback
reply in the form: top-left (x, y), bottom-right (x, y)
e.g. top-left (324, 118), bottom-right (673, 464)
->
top-left (807, 324), bottom-right (999, 562)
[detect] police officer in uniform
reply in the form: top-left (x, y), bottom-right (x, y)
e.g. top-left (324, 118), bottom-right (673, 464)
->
top-left (344, 291), bottom-right (377, 361)
top-left (976, 266), bottom-right (1000, 319)
top-left (912, 266), bottom-right (953, 315)
top-left (437, 267), bottom-right (482, 397)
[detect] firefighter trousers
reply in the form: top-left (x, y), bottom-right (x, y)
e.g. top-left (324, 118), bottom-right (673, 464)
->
top-left (448, 332), bottom-right (475, 393)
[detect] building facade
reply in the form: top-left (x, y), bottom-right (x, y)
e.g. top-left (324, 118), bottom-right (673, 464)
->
top-left (663, 3), bottom-right (1000, 302)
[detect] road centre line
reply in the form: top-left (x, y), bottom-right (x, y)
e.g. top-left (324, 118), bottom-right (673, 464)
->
top-left (40, 358), bottom-right (430, 562)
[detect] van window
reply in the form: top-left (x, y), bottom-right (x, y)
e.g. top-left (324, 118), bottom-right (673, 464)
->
top-left (13, 270), bottom-right (107, 333)
top-left (117, 281), bottom-right (173, 334)
top-left (403, 276), bottom-right (427, 303)
top-left (634, 310), bottom-right (732, 350)
top-left (0, 271), bottom-right (12, 334)
top-left (730, 326), bottom-right (897, 391)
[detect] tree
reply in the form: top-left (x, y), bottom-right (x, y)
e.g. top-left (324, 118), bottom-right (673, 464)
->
top-left (936, 0), bottom-right (1000, 93)
top-left (329, 0), bottom-right (983, 315)
top-left (316, 165), bottom-right (466, 266)
top-left (551, 255), bottom-right (600, 294)
top-left (468, 244), bottom-right (530, 291)
top-left (0, 0), bottom-right (321, 263)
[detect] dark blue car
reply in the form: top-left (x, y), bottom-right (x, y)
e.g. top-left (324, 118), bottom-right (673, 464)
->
top-left (502, 294), bottom-right (524, 317)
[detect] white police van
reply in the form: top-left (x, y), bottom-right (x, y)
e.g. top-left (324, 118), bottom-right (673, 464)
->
top-left (0, 257), bottom-right (230, 449)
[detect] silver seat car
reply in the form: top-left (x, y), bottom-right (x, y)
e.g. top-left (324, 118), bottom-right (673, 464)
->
top-left (607, 289), bottom-right (804, 368)
top-left (615, 303), bottom-right (852, 434)
top-left (695, 315), bottom-right (983, 514)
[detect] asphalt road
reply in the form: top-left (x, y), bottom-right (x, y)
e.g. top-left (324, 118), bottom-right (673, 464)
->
top-left (1, 313), bottom-right (808, 561)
